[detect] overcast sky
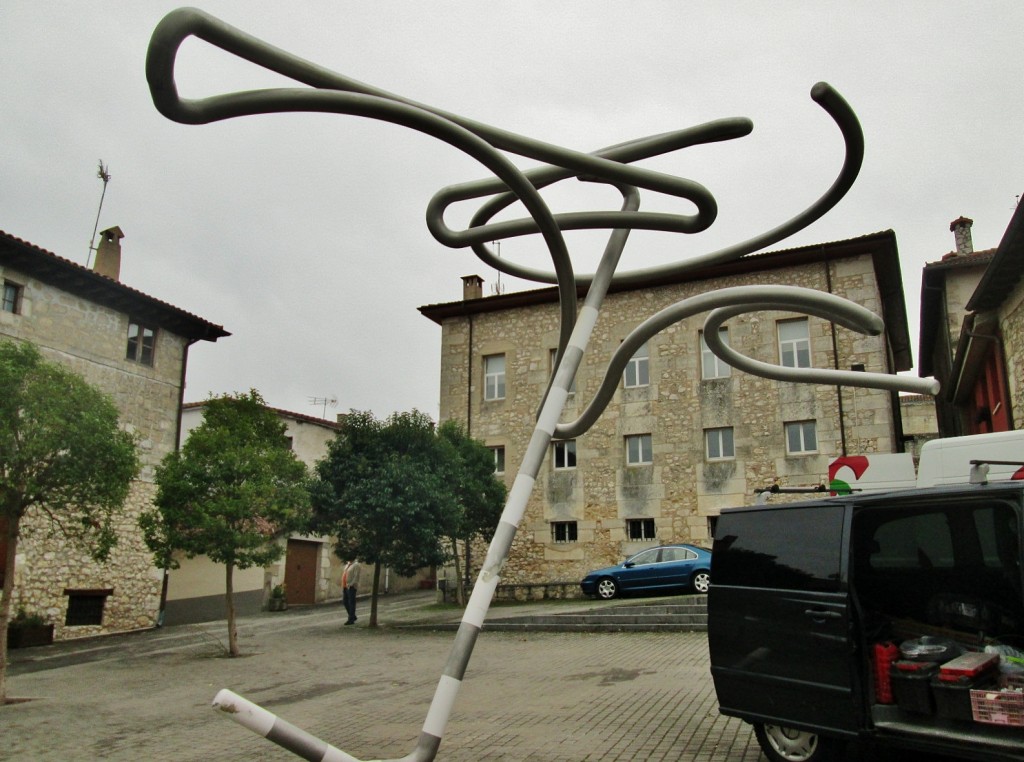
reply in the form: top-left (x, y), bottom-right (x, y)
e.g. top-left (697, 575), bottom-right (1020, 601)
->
top-left (3, 2), bottom-right (1022, 422)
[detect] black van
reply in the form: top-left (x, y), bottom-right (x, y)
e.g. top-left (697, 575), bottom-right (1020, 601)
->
top-left (708, 481), bottom-right (1024, 762)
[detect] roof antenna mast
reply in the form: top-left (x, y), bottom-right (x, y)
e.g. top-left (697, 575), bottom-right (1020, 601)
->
top-left (86, 160), bottom-right (112, 268)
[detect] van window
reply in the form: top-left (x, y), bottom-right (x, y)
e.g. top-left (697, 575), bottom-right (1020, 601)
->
top-left (714, 505), bottom-right (845, 592)
top-left (871, 513), bottom-right (955, 570)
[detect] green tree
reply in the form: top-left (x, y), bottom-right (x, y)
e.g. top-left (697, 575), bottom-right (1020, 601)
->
top-left (437, 420), bottom-right (506, 606)
top-left (311, 410), bottom-right (451, 627)
top-left (0, 340), bottom-right (139, 704)
top-left (140, 390), bottom-right (310, 657)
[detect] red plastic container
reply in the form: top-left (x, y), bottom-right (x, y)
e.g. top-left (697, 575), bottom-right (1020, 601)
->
top-left (937, 652), bottom-right (999, 681)
top-left (874, 642), bottom-right (901, 703)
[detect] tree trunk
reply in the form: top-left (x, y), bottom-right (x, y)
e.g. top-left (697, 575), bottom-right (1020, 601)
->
top-left (450, 537), bottom-right (465, 607)
top-left (0, 514), bottom-right (21, 704)
top-left (369, 561), bottom-right (380, 628)
top-left (225, 561), bottom-right (239, 657)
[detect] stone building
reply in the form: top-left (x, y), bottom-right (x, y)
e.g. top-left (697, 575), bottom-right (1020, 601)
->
top-left (419, 231), bottom-right (915, 587)
top-left (0, 227), bottom-right (227, 639)
top-left (919, 207), bottom-right (1024, 434)
top-left (162, 403), bottom-right (340, 625)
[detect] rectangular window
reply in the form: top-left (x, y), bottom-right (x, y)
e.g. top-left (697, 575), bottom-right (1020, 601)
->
top-left (126, 319), bottom-right (156, 365)
top-left (623, 342), bottom-right (649, 388)
top-left (491, 445), bottom-right (505, 474)
top-left (553, 439), bottom-right (577, 470)
top-left (483, 354), bottom-right (506, 401)
top-left (64, 589), bottom-right (112, 626)
top-left (626, 518), bottom-right (656, 541)
top-left (705, 427), bottom-right (735, 459)
top-left (785, 420), bottom-right (818, 454)
top-left (549, 348), bottom-right (576, 395)
top-left (700, 328), bottom-right (731, 379)
top-left (625, 434), bottom-right (652, 465)
top-left (551, 521), bottom-right (578, 543)
top-left (778, 318), bottom-right (811, 368)
top-left (2, 281), bottom-right (22, 314)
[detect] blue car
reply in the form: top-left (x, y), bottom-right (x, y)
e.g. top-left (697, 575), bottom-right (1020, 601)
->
top-left (580, 544), bottom-right (712, 600)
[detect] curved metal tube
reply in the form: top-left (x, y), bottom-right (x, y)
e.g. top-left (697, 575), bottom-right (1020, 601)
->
top-left (555, 287), bottom-right (939, 439)
top-left (702, 302), bottom-right (940, 394)
top-left (145, 8), bottom-right (938, 762)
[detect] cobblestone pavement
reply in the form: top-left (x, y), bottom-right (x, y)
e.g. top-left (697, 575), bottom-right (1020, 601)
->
top-left (5, 593), bottom-right (763, 761)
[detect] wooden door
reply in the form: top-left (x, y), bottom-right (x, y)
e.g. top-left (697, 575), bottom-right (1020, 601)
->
top-left (284, 539), bottom-right (319, 605)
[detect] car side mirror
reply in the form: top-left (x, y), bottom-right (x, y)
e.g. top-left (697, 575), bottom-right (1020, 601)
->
top-left (623, 561), bottom-right (635, 568)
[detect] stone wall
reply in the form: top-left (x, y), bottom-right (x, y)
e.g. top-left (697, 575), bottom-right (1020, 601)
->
top-left (437, 253), bottom-right (901, 587)
top-left (999, 279), bottom-right (1024, 430)
top-left (1, 263), bottom-right (185, 638)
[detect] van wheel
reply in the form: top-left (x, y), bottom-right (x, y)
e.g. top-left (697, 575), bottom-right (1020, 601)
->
top-left (754, 723), bottom-right (841, 762)
top-left (596, 577), bottom-right (618, 599)
top-left (691, 570), bottom-right (711, 593)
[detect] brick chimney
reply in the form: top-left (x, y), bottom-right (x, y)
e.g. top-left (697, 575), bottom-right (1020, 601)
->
top-left (949, 216), bottom-right (974, 256)
top-left (462, 274), bottom-right (483, 301)
top-left (93, 226), bottom-right (124, 280)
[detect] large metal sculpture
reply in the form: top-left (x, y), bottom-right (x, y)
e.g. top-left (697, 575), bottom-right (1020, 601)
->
top-left (147, 9), bottom-right (939, 761)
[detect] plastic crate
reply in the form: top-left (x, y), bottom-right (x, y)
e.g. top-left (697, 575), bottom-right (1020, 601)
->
top-left (971, 688), bottom-right (1024, 727)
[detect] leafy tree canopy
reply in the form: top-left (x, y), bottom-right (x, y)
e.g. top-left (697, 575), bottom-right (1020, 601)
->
top-left (142, 390), bottom-right (311, 571)
top-left (311, 409), bottom-right (451, 577)
top-left (1, 339), bottom-right (139, 702)
top-left (0, 340), bottom-right (139, 559)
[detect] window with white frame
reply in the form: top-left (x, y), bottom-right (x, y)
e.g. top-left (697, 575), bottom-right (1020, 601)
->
top-left (490, 445), bottom-right (505, 474)
top-left (553, 439), bottom-right (577, 470)
top-left (626, 518), bottom-right (656, 541)
top-left (785, 420), bottom-right (818, 454)
top-left (778, 318), bottom-right (811, 368)
top-left (700, 327), bottom-right (731, 379)
top-left (550, 348), bottom-right (576, 395)
top-left (705, 427), bottom-right (735, 460)
top-left (623, 342), bottom-right (649, 388)
top-left (483, 354), bottom-right (506, 401)
top-left (126, 319), bottom-right (156, 366)
top-left (625, 434), bottom-right (653, 465)
top-left (551, 521), bottom-right (578, 543)
top-left (2, 281), bottom-right (22, 314)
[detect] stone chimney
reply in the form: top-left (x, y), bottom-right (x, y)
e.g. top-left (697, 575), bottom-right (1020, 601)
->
top-left (949, 216), bottom-right (974, 256)
top-left (462, 274), bottom-right (483, 301)
top-left (93, 226), bottom-right (124, 281)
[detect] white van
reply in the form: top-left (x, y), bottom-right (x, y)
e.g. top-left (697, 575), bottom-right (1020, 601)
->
top-left (827, 431), bottom-right (1024, 495)
top-left (917, 431), bottom-right (1024, 487)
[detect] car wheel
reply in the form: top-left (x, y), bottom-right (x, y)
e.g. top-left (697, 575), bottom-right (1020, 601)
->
top-left (754, 723), bottom-right (842, 762)
top-left (691, 570), bottom-right (711, 594)
top-left (596, 577), bottom-right (618, 600)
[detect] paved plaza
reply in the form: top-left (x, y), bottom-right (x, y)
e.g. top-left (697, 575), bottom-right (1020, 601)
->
top-left (5, 593), bottom-right (763, 761)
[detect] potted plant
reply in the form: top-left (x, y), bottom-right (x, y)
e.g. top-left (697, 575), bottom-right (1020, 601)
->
top-left (7, 608), bottom-right (55, 649)
top-left (268, 583), bottom-right (287, 611)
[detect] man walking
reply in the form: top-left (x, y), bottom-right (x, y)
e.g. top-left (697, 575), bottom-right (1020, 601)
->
top-left (342, 558), bottom-right (361, 625)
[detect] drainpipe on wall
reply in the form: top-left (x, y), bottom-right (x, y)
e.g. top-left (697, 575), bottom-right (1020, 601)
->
top-left (824, 258), bottom-right (848, 456)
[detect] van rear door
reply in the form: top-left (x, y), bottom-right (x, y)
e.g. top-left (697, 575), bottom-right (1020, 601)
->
top-left (709, 502), bottom-right (859, 737)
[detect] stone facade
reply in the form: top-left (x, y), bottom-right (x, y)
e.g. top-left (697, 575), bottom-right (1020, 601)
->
top-left (921, 211), bottom-right (1024, 436)
top-left (1002, 286), bottom-right (1024, 430)
top-left (1, 229), bottom-right (226, 639)
top-left (421, 232), bottom-right (915, 587)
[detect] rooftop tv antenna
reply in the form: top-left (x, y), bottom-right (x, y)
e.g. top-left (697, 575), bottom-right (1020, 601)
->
top-left (86, 161), bottom-right (112, 268)
top-left (308, 395), bottom-right (337, 419)
top-left (490, 241), bottom-right (506, 295)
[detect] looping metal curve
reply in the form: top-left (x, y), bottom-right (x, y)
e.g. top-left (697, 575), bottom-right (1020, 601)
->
top-left (146, 8), bottom-right (938, 762)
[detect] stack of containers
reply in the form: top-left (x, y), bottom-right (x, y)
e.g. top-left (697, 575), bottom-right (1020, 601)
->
top-left (931, 652), bottom-right (1000, 721)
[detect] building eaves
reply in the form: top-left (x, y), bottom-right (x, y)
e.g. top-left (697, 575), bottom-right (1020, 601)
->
top-left (182, 400), bottom-right (341, 429)
top-left (419, 230), bottom-right (914, 372)
top-left (966, 203), bottom-right (1024, 312)
top-left (1, 230), bottom-right (229, 343)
